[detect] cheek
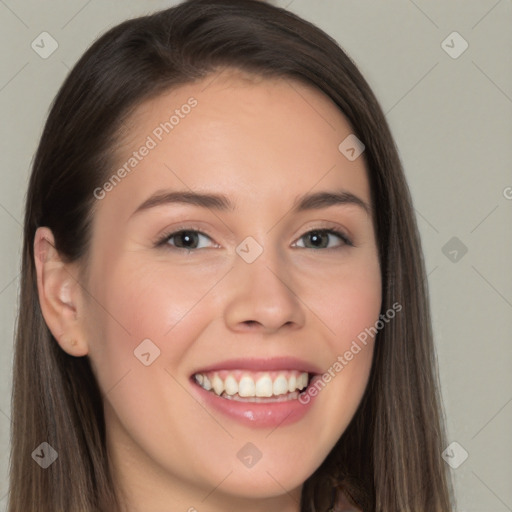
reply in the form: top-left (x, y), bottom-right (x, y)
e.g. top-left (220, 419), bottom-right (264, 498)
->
top-left (82, 261), bottom-right (217, 468)
top-left (331, 278), bottom-right (382, 352)
top-left (89, 256), bottom-right (213, 340)
top-left (311, 252), bottom-right (382, 351)
top-left (84, 257), bottom-right (221, 390)
top-left (303, 253), bottom-right (381, 432)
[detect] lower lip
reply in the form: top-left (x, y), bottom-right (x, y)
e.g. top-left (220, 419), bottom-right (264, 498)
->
top-left (190, 377), bottom-right (319, 428)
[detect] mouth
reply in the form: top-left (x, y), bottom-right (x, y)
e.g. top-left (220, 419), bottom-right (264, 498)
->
top-left (189, 358), bottom-right (323, 427)
top-left (191, 369), bottom-right (320, 403)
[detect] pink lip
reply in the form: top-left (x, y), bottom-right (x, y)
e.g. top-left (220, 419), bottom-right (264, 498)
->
top-left (190, 375), bottom-right (319, 428)
top-left (190, 356), bottom-right (322, 376)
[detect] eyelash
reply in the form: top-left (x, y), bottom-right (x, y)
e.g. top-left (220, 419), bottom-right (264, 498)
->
top-left (154, 224), bottom-right (354, 251)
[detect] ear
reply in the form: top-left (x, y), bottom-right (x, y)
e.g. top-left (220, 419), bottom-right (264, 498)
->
top-left (34, 226), bottom-right (89, 357)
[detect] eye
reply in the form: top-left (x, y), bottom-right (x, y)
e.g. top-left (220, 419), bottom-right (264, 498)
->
top-left (294, 228), bottom-right (353, 250)
top-left (154, 226), bottom-right (353, 252)
top-left (156, 229), bottom-right (217, 251)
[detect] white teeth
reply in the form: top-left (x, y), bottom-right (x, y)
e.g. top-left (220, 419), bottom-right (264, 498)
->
top-left (255, 375), bottom-right (273, 397)
top-left (212, 375), bottom-right (224, 396)
top-left (273, 375), bottom-right (289, 396)
top-left (194, 371), bottom-right (310, 399)
top-left (287, 374), bottom-right (296, 393)
top-left (238, 376), bottom-right (256, 397)
top-left (224, 375), bottom-right (238, 396)
top-left (202, 375), bottom-right (212, 391)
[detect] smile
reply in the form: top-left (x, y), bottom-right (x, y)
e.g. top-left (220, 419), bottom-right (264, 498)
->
top-left (193, 369), bottom-right (312, 402)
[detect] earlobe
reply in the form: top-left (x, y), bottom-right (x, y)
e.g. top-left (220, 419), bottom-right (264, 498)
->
top-left (33, 227), bottom-right (89, 357)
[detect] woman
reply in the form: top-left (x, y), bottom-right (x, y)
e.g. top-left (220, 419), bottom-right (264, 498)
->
top-left (9, 0), bottom-right (455, 510)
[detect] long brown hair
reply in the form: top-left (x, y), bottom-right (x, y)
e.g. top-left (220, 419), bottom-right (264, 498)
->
top-left (9, 0), bottom-right (455, 510)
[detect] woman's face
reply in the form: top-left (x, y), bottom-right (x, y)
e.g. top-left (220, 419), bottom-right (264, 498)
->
top-left (53, 70), bottom-right (381, 510)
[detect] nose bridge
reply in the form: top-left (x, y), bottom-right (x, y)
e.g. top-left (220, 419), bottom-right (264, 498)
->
top-left (222, 234), bottom-right (305, 332)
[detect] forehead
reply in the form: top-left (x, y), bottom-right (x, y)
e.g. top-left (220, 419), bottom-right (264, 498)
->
top-left (96, 68), bottom-right (371, 223)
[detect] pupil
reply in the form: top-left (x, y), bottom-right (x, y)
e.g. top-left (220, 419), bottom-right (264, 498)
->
top-left (309, 231), bottom-right (326, 248)
top-left (179, 231), bottom-right (197, 248)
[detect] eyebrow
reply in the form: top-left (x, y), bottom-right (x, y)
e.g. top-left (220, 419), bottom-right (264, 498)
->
top-left (130, 188), bottom-right (371, 218)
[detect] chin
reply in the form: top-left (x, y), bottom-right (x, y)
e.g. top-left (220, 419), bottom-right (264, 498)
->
top-left (209, 462), bottom-right (310, 500)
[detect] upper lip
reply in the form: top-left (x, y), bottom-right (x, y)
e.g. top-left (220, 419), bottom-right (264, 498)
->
top-left (190, 357), bottom-right (322, 376)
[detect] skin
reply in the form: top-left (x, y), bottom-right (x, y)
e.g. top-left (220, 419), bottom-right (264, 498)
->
top-left (34, 68), bottom-right (381, 512)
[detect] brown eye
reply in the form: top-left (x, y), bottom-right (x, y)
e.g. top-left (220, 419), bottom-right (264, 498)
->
top-left (296, 229), bottom-right (353, 249)
top-left (156, 229), bottom-right (215, 250)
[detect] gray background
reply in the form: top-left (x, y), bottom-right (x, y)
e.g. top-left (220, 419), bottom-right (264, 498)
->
top-left (1, 1), bottom-right (511, 511)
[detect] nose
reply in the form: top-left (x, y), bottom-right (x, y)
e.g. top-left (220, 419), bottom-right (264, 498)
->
top-left (223, 244), bottom-right (306, 335)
